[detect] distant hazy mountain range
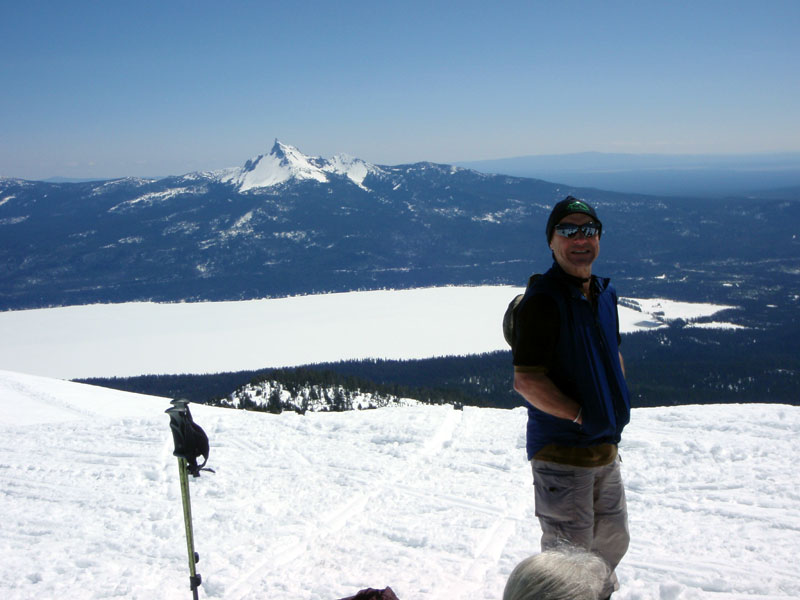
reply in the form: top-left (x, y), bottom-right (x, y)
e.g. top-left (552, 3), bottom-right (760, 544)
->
top-left (1, 141), bottom-right (798, 314)
top-left (456, 151), bottom-right (800, 197)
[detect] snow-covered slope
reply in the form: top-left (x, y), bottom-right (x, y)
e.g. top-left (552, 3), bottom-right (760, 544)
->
top-left (323, 152), bottom-right (374, 189)
top-left (216, 140), bottom-right (383, 191)
top-left (0, 369), bottom-right (797, 599)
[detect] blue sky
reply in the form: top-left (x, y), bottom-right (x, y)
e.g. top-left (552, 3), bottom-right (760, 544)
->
top-left (1, 0), bottom-right (798, 179)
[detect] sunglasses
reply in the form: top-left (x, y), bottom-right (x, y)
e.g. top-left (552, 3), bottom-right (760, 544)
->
top-left (554, 222), bottom-right (601, 239)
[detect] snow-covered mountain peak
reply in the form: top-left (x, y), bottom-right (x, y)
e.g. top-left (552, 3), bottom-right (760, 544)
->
top-left (266, 140), bottom-right (313, 168)
top-left (269, 138), bottom-right (290, 158)
top-left (220, 140), bottom-right (328, 192)
top-left (217, 140), bottom-right (381, 192)
top-left (324, 152), bottom-right (381, 189)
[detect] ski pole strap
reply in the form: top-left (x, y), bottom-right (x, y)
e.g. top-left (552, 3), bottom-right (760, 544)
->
top-left (166, 401), bottom-right (212, 477)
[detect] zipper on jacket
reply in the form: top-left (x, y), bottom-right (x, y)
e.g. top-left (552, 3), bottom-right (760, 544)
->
top-left (592, 298), bottom-right (625, 429)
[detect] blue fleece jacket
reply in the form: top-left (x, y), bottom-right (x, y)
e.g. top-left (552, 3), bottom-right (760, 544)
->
top-left (516, 262), bottom-right (631, 460)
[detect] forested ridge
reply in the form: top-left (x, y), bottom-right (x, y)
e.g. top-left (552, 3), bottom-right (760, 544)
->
top-left (79, 324), bottom-right (799, 410)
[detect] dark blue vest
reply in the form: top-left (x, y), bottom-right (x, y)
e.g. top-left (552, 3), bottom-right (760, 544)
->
top-left (521, 262), bottom-right (631, 459)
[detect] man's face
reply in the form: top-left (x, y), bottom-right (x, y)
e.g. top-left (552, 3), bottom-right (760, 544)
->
top-left (549, 213), bottom-right (600, 277)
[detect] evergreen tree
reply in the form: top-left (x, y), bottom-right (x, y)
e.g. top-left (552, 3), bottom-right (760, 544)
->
top-left (267, 387), bottom-right (283, 414)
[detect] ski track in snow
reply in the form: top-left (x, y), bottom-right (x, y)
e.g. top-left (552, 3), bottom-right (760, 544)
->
top-left (1, 371), bottom-right (799, 599)
top-left (227, 409), bottom-right (474, 599)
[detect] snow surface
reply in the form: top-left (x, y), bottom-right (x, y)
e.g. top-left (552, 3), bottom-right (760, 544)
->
top-left (0, 369), bottom-right (797, 599)
top-left (324, 153), bottom-right (372, 190)
top-left (109, 186), bottom-right (206, 212)
top-left (0, 286), bottom-right (739, 380)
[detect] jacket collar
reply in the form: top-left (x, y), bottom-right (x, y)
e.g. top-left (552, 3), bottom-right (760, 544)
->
top-left (549, 261), bottom-right (609, 297)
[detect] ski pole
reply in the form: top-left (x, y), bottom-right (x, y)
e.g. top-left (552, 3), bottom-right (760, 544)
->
top-left (177, 454), bottom-right (202, 600)
top-left (166, 400), bottom-right (213, 599)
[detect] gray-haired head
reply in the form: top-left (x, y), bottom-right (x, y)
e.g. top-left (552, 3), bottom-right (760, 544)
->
top-left (502, 546), bottom-right (610, 600)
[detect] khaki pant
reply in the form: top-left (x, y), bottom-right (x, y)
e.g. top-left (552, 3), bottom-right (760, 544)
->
top-left (531, 457), bottom-right (629, 598)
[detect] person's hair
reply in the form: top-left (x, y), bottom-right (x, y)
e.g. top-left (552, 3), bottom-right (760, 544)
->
top-left (502, 546), bottom-right (610, 600)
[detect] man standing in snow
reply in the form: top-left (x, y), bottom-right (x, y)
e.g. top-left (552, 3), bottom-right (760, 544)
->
top-left (512, 196), bottom-right (631, 599)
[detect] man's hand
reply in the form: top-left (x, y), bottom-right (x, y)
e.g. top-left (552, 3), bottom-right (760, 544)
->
top-left (513, 370), bottom-right (583, 424)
